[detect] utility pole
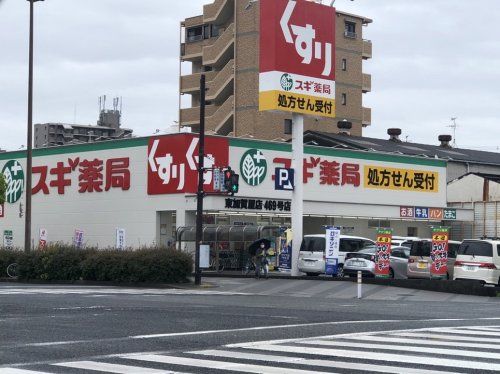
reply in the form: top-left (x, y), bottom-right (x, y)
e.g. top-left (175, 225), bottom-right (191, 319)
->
top-left (25, 0), bottom-right (44, 252)
top-left (194, 74), bottom-right (206, 286)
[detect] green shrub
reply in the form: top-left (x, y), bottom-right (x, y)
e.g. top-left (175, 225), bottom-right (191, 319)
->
top-left (0, 249), bottom-right (21, 277)
top-left (15, 245), bottom-right (192, 283)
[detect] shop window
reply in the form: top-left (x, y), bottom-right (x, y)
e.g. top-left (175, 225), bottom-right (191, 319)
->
top-left (407, 227), bottom-right (418, 237)
top-left (368, 220), bottom-right (390, 228)
top-left (342, 58), bottom-right (347, 71)
top-left (186, 26), bottom-right (203, 42)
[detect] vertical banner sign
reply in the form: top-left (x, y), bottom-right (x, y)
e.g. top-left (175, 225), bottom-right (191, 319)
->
top-left (73, 229), bottom-right (84, 249)
top-left (116, 228), bottom-right (126, 250)
top-left (431, 227), bottom-right (449, 279)
top-left (278, 228), bottom-right (293, 271)
top-left (325, 227), bottom-right (340, 275)
top-left (39, 228), bottom-right (48, 249)
top-left (375, 228), bottom-right (392, 278)
top-left (3, 230), bottom-right (13, 250)
top-left (259, 0), bottom-right (336, 117)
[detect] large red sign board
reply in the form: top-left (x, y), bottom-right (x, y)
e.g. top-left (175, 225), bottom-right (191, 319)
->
top-left (147, 134), bottom-right (229, 195)
top-left (430, 227), bottom-right (449, 279)
top-left (260, 0), bottom-right (336, 81)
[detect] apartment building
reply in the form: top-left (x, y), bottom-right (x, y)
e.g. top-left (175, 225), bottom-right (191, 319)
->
top-left (180, 0), bottom-right (372, 140)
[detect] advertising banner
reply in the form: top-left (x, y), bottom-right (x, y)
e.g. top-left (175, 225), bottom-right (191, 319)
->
top-left (259, 0), bottom-right (336, 117)
top-left (325, 227), bottom-right (340, 275)
top-left (431, 227), bottom-right (449, 279)
top-left (375, 228), bottom-right (392, 278)
top-left (73, 229), bottom-right (84, 249)
top-left (278, 228), bottom-right (292, 271)
top-left (3, 230), bottom-right (13, 250)
top-left (116, 228), bottom-right (126, 250)
top-left (39, 228), bottom-right (48, 249)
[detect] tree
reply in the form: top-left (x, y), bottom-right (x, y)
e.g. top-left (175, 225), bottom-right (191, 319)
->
top-left (0, 172), bottom-right (6, 205)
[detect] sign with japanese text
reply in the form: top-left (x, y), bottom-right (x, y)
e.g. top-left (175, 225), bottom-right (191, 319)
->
top-left (325, 227), bottom-right (340, 260)
top-left (375, 228), bottom-right (392, 278)
top-left (400, 206), bottom-right (448, 221)
top-left (414, 207), bottom-right (429, 219)
top-left (3, 230), bottom-right (13, 250)
top-left (431, 227), bottom-right (449, 279)
top-left (364, 166), bottom-right (438, 192)
top-left (116, 228), bottom-right (126, 250)
top-left (39, 228), bottom-right (47, 249)
top-left (148, 134), bottom-right (229, 195)
top-left (73, 229), bottom-right (84, 249)
top-left (259, 0), bottom-right (336, 117)
top-left (225, 198), bottom-right (291, 212)
top-left (399, 206), bottom-right (414, 218)
top-left (444, 208), bottom-right (457, 220)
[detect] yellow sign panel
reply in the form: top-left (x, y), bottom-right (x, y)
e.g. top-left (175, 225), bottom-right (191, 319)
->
top-left (259, 90), bottom-right (335, 118)
top-left (364, 166), bottom-right (439, 193)
top-left (432, 234), bottom-right (449, 241)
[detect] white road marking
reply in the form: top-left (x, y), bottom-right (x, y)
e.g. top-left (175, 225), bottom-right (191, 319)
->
top-left (191, 349), bottom-right (464, 374)
top-left (431, 327), bottom-right (500, 337)
top-left (0, 370), bottom-right (52, 374)
top-left (245, 344), bottom-right (500, 371)
top-left (460, 326), bottom-right (500, 332)
top-left (343, 334), bottom-right (500, 350)
top-left (397, 332), bottom-right (500, 343)
top-left (302, 339), bottom-right (500, 360)
top-left (123, 354), bottom-right (326, 374)
top-left (54, 361), bottom-right (189, 373)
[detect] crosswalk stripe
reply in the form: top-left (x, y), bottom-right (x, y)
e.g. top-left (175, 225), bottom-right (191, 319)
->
top-left (247, 344), bottom-right (500, 371)
top-left (0, 369), bottom-right (52, 374)
top-left (342, 334), bottom-right (500, 350)
top-left (54, 360), bottom-right (188, 373)
top-left (394, 332), bottom-right (500, 343)
top-left (301, 339), bottom-right (500, 360)
top-left (431, 328), bottom-right (500, 337)
top-left (122, 354), bottom-right (329, 374)
top-left (461, 326), bottom-right (500, 332)
top-left (191, 349), bottom-right (465, 374)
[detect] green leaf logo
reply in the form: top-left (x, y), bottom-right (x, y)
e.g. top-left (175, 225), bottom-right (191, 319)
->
top-left (2, 160), bottom-right (24, 204)
top-left (240, 149), bottom-right (267, 186)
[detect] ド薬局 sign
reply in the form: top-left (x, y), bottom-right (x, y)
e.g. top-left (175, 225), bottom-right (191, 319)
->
top-left (259, 0), bottom-right (336, 117)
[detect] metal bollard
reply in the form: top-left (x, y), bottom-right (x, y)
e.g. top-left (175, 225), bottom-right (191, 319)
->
top-left (357, 271), bottom-right (362, 299)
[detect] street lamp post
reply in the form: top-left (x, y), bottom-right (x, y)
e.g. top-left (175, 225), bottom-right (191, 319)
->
top-left (25, 0), bottom-right (44, 252)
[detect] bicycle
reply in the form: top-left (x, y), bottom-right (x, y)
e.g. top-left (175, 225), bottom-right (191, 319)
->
top-left (242, 257), bottom-right (256, 275)
top-left (6, 263), bottom-right (18, 278)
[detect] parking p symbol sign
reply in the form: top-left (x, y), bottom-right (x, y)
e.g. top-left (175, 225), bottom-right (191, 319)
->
top-left (275, 168), bottom-right (295, 191)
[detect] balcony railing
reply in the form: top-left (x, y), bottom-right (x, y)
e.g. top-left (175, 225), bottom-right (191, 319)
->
top-left (344, 30), bottom-right (357, 39)
top-left (362, 39), bottom-right (372, 59)
top-left (208, 95), bottom-right (234, 133)
top-left (206, 59), bottom-right (234, 101)
top-left (203, 0), bottom-right (233, 24)
top-left (362, 107), bottom-right (372, 126)
top-left (203, 23), bottom-right (234, 66)
top-left (362, 73), bottom-right (372, 93)
top-left (181, 71), bottom-right (217, 94)
top-left (180, 104), bottom-right (217, 127)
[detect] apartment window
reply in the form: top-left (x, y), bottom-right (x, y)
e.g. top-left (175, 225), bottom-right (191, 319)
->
top-left (341, 58), bottom-right (347, 71)
top-left (211, 24), bottom-right (220, 37)
top-left (186, 26), bottom-right (203, 42)
top-left (203, 24), bottom-right (210, 39)
top-left (344, 21), bottom-right (357, 39)
top-left (341, 93), bottom-right (347, 105)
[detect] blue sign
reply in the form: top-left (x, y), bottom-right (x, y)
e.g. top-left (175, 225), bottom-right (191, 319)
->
top-left (278, 239), bottom-right (292, 271)
top-left (325, 258), bottom-right (338, 276)
top-left (414, 207), bottom-right (429, 219)
top-left (275, 168), bottom-right (294, 191)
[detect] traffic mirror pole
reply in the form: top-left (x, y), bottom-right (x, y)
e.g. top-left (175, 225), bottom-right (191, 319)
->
top-left (195, 74), bottom-right (206, 286)
top-left (291, 113), bottom-right (304, 276)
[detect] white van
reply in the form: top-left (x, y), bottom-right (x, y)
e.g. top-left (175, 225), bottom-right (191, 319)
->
top-left (453, 239), bottom-right (500, 285)
top-left (298, 234), bottom-right (375, 276)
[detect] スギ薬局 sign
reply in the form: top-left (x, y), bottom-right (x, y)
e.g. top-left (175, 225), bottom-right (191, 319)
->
top-left (259, 0), bottom-right (336, 117)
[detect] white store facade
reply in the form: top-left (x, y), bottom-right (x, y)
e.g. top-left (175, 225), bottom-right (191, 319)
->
top-left (0, 133), bottom-right (472, 252)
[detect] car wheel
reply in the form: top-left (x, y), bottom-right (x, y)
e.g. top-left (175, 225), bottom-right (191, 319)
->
top-left (306, 272), bottom-right (319, 276)
top-left (336, 266), bottom-right (344, 278)
top-left (389, 268), bottom-right (394, 279)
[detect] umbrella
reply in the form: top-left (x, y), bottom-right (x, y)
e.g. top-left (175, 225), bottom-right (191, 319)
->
top-left (248, 238), bottom-right (271, 256)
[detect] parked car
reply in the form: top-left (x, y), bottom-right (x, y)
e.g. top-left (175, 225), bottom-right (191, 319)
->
top-left (407, 239), bottom-right (461, 279)
top-left (453, 239), bottom-right (500, 285)
top-left (392, 236), bottom-right (419, 248)
top-left (298, 234), bottom-right (375, 276)
top-left (343, 246), bottom-right (410, 278)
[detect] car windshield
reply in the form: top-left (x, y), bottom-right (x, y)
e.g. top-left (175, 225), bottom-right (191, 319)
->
top-left (300, 237), bottom-right (325, 252)
top-left (457, 241), bottom-right (493, 257)
top-left (358, 246), bottom-right (377, 254)
top-left (410, 241), bottom-right (431, 257)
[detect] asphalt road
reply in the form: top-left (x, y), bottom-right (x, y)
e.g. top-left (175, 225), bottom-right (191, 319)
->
top-left (1, 278), bottom-right (500, 373)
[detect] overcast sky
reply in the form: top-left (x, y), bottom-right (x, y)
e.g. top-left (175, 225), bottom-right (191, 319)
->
top-left (0, 0), bottom-right (499, 153)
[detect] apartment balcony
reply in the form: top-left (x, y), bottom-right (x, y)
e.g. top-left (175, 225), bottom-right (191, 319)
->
top-left (203, 23), bottom-right (234, 67)
top-left (180, 104), bottom-right (218, 127)
top-left (362, 73), bottom-right (372, 93)
top-left (183, 15), bottom-right (203, 29)
top-left (181, 41), bottom-right (203, 62)
top-left (180, 71), bottom-right (217, 94)
top-left (207, 95), bottom-right (234, 134)
top-left (362, 39), bottom-right (372, 60)
top-left (362, 107), bottom-right (372, 127)
top-left (206, 59), bottom-right (234, 102)
top-left (203, 0), bottom-right (234, 25)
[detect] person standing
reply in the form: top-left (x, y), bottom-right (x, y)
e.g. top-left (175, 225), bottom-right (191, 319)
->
top-left (255, 242), bottom-right (269, 279)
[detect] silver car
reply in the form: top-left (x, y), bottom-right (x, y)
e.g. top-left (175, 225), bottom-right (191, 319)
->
top-left (343, 246), bottom-right (410, 279)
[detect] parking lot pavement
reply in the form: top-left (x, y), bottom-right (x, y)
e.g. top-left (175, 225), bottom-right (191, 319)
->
top-left (210, 277), bottom-right (500, 302)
